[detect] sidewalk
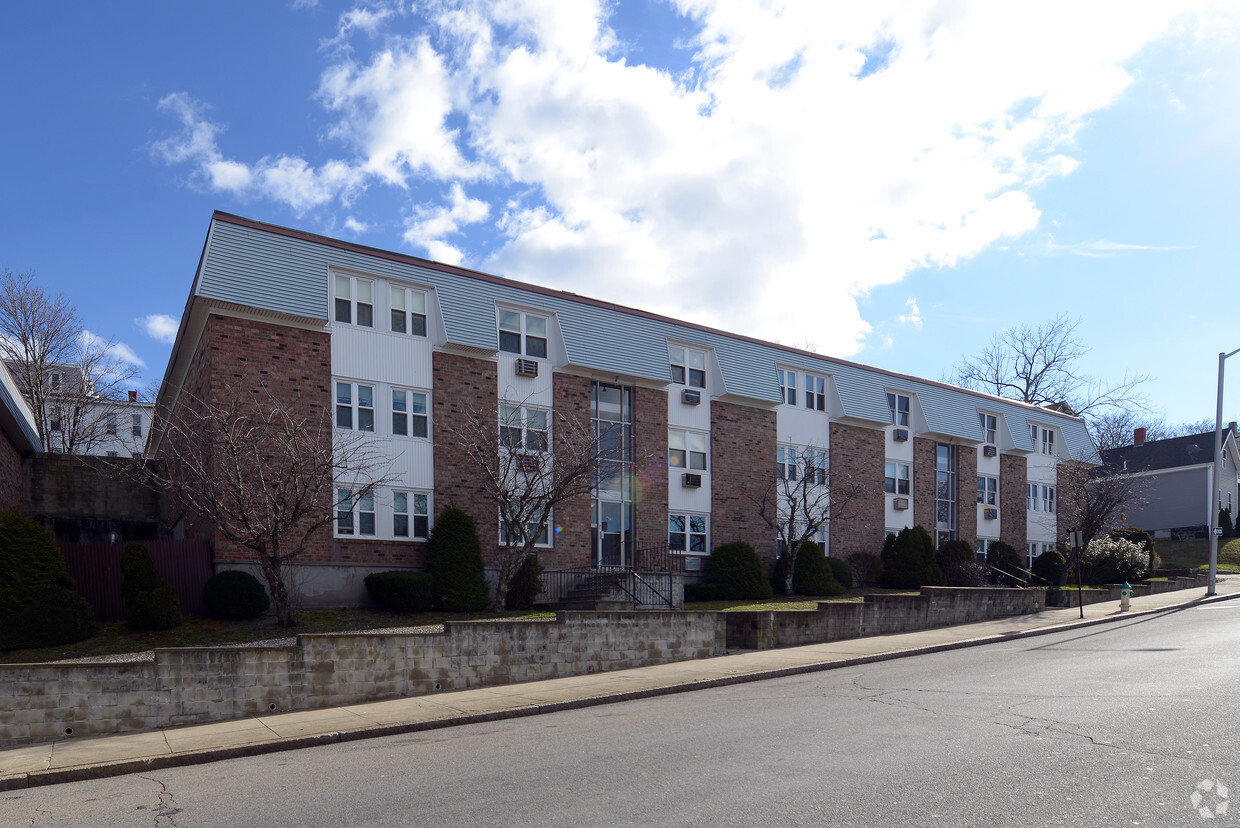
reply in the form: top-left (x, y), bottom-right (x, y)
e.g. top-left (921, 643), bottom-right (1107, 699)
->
top-left (4, 579), bottom-right (1238, 791)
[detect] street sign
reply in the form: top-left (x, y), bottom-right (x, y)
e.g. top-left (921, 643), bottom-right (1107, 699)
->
top-left (1214, 527), bottom-right (1224, 537)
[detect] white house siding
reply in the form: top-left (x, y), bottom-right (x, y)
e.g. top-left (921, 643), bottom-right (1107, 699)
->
top-left (667, 341), bottom-right (713, 517)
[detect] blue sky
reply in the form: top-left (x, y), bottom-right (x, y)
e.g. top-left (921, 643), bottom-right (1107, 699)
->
top-left (1, 1), bottom-right (1238, 428)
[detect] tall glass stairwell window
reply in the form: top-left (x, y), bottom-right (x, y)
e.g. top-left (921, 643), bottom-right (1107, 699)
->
top-left (591, 382), bottom-right (633, 567)
top-left (935, 443), bottom-right (957, 547)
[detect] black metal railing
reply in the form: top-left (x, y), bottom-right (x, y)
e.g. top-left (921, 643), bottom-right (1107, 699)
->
top-left (538, 543), bottom-right (682, 610)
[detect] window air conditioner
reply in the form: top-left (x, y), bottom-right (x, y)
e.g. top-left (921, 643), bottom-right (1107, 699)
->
top-left (682, 472), bottom-right (703, 488)
top-left (517, 454), bottom-right (542, 471)
top-left (684, 556), bottom-right (702, 571)
top-left (983, 445), bottom-right (998, 457)
top-left (515, 359), bottom-right (538, 378)
top-left (893, 428), bottom-right (909, 442)
top-left (682, 389), bottom-right (701, 405)
top-left (893, 497), bottom-right (909, 510)
top-left (984, 508), bottom-right (998, 520)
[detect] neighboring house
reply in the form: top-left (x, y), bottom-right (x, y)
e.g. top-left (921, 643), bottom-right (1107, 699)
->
top-left (0, 360), bottom-right (43, 510)
top-left (4, 362), bottom-right (152, 457)
top-left (150, 212), bottom-right (1095, 604)
top-left (83, 392), bottom-right (153, 459)
top-left (1100, 426), bottom-right (1240, 539)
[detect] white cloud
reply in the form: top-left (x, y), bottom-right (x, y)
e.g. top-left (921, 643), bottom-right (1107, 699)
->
top-left (897, 298), bottom-right (922, 329)
top-left (139, 314), bottom-right (180, 344)
top-left (343, 216), bottom-right (370, 234)
top-left (81, 331), bottom-right (145, 369)
top-left (1044, 237), bottom-right (1191, 257)
top-left (151, 0), bottom-right (1237, 354)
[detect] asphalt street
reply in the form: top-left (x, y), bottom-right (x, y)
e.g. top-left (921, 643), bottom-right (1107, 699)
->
top-left (6, 601), bottom-right (1240, 827)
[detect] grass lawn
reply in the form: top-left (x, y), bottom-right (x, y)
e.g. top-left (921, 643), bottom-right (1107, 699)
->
top-left (0, 608), bottom-right (554, 665)
top-left (1156, 537), bottom-right (1240, 570)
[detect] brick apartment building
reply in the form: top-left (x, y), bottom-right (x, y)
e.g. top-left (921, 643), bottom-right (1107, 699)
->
top-left (150, 212), bottom-right (1094, 604)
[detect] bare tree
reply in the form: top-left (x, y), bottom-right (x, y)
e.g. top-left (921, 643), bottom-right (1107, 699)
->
top-left (149, 383), bottom-right (388, 627)
top-left (445, 398), bottom-right (625, 611)
top-left (751, 446), bottom-right (863, 595)
top-left (1055, 458), bottom-right (1147, 572)
top-left (0, 269), bottom-right (140, 452)
top-left (1092, 411), bottom-right (1229, 451)
top-left (950, 315), bottom-right (1147, 445)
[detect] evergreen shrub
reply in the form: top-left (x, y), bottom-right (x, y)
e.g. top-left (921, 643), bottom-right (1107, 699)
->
top-left (791, 543), bottom-right (845, 597)
top-left (706, 541), bottom-right (772, 600)
top-left (504, 555), bottom-right (544, 611)
top-left (1031, 548), bottom-right (1067, 587)
top-left (845, 552), bottom-right (883, 587)
top-left (936, 539), bottom-right (983, 587)
top-left (426, 507), bottom-right (490, 611)
top-left (364, 571), bottom-right (434, 613)
top-left (826, 556), bottom-right (853, 591)
top-left (882, 526), bottom-right (944, 588)
top-left (203, 570), bottom-right (270, 620)
top-left (986, 541), bottom-right (1025, 586)
top-left (684, 583), bottom-right (718, 602)
top-left (0, 510), bottom-right (79, 649)
top-left (15, 584), bottom-right (97, 648)
top-left (121, 543), bottom-right (181, 630)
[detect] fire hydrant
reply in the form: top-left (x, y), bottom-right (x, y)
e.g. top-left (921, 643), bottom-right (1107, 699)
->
top-left (1120, 582), bottom-right (1133, 612)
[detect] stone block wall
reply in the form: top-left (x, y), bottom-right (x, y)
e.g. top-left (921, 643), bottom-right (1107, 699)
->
top-left (0, 612), bottom-right (725, 748)
top-left (829, 422), bottom-right (885, 558)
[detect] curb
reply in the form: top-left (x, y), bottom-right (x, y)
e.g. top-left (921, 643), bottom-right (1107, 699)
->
top-left (5, 589), bottom-right (1237, 791)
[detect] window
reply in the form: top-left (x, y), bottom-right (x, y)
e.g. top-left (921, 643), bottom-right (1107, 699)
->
top-left (777, 446), bottom-right (798, 481)
top-left (336, 488), bottom-right (376, 536)
top-left (887, 393), bottom-right (910, 426)
top-left (670, 347), bottom-right (707, 388)
top-left (804, 373), bottom-right (826, 411)
top-left (885, 461), bottom-right (910, 495)
top-left (132, 414), bottom-right (143, 437)
top-left (803, 449), bottom-right (826, 485)
top-left (392, 389), bottom-right (428, 438)
top-left (1041, 428), bottom-right (1054, 454)
top-left (669, 429), bottom-right (707, 470)
top-left (669, 513), bottom-right (708, 553)
top-left (500, 516), bottom-right (551, 546)
top-left (336, 488), bottom-right (353, 534)
top-left (1042, 485), bottom-right (1055, 514)
top-left (935, 443), bottom-right (957, 545)
top-left (501, 405), bottom-right (550, 452)
top-left (976, 538), bottom-right (996, 563)
top-left (498, 310), bottom-right (548, 358)
top-left (334, 274), bottom-right (373, 327)
top-left (336, 382), bottom-right (375, 432)
top-left (105, 413), bottom-right (117, 436)
top-left (979, 413), bottom-right (996, 444)
top-left (132, 452), bottom-right (143, 460)
top-left (50, 373), bottom-right (61, 392)
top-left (393, 491), bottom-right (430, 539)
top-left (106, 451), bottom-right (118, 457)
top-left (777, 369), bottom-right (797, 405)
top-left (390, 285), bottom-right (428, 336)
top-left (977, 475), bottom-right (998, 506)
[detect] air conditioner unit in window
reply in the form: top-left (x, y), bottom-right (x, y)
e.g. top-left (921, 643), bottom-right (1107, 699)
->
top-left (684, 556), bottom-right (702, 572)
top-left (984, 508), bottom-right (998, 520)
top-left (893, 497), bottom-right (909, 510)
top-left (983, 445), bottom-right (998, 457)
top-left (515, 359), bottom-right (538, 378)
top-left (682, 389), bottom-right (701, 405)
top-left (893, 428), bottom-right (909, 442)
top-left (516, 453), bottom-right (542, 472)
top-left (682, 472), bottom-right (703, 488)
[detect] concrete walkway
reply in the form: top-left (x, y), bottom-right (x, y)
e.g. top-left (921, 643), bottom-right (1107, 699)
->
top-left (4, 579), bottom-right (1238, 791)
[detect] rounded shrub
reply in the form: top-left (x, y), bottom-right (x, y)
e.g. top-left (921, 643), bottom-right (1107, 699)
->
top-left (364, 570), bottom-right (434, 613)
top-left (683, 582), bottom-right (718, 602)
top-left (826, 556), bottom-right (853, 591)
top-left (986, 541), bottom-right (1025, 586)
top-left (504, 555), bottom-right (544, 611)
top-left (427, 507), bottom-right (490, 611)
top-left (936, 539), bottom-right (982, 587)
top-left (15, 584), bottom-right (97, 648)
top-left (121, 543), bottom-right (181, 630)
top-left (203, 570), bottom-right (271, 620)
top-left (845, 552), bottom-right (883, 587)
top-left (791, 543), bottom-right (845, 597)
top-left (1082, 536), bottom-right (1148, 584)
top-left (1031, 548), bottom-right (1067, 587)
top-left (706, 541), bottom-right (772, 600)
top-left (0, 510), bottom-right (77, 650)
top-left (882, 526), bottom-right (944, 589)
top-left (1110, 527), bottom-right (1158, 577)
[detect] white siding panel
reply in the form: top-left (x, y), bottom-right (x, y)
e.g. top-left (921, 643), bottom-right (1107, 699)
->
top-left (331, 326), bottom-right (434, 390)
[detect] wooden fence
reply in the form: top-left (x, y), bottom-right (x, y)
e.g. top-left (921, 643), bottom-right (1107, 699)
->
top-left (59, 540), bottom-right (214, 622)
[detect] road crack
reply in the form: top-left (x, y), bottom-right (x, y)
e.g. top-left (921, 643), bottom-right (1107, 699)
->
top-left (139, 776), bottom-right (183, 827)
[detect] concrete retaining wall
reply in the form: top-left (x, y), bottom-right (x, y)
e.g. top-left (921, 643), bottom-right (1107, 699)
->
top-left (0, 612), bottom-right (725, 748)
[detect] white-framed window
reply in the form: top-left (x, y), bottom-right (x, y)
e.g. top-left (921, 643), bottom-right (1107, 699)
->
top-left (777, 446), bottom-right (798, 480)
top-left (669, 429), bottom-right (707, 470)
top-left (1027, 482), bottom-right (1039, 511)
top-left (498, 310), bottom-right (548, 358)
top-left (804, 373), bottom-right (826, 411)
top-left (106, 451), bottom-right (118, 457)
top-left (884, 460), bottom-right (910, 495)
top-left (50, 373), bottom-right (61, 392)
top-left (393, 490), bottom-right (430, 539)
top-left (336, 382), bottom-right (375, 432)
top-left (670, 346), bottom-right (707, 388)
top-left (669, 513), bottom-right (708, 553)
top-left (1030, 424), bottom-right (1055, 454)
top-left (501, 405), bottom-right (550, 453)
top-left (105, 413), bottom-right (117, 435)
top-left (132, 452), bottom-right (143, 460)
top-left (336, 488), bottom-right (376, 537)
top-left (390, 284), bottom-right (428, 337)
top-left (977, 475), bottom-right (998, 506)
top-left (976, 537), bottom-right (996, 563)
top-left (392, 388), bottom-right (429, 438)
top-left (803, 449), bottom-right (826, 485)
top-left (1042, 485), bottom-right (1056, 514)
top-left (131, 414), bottom-right (143, 437)
top-left (777, 369), bottom-right (797, 405)
top-left (334, 274), bottom-right (374, 328)
top-left (500, 514), bottom-right (552, 547)
top-left (979, 412), bottom-right (996, 444)
top-left (887, 393), bottom-right (910, 426)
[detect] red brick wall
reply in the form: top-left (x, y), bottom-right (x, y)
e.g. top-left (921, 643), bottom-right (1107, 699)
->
top-left (432, 351), bottom-right (499, 559)
top-left (829, 422), bottom-right (885, 558)
top-left (711, 400), bottom-right (776, 564)
top-left (957, 445), bottom-right (977, 547)
top-left (633, 386), bottom-right (669, 551)
top-left (912, 437), bottom-right (936, 532)
top-left (547, 373), bottom-right (593, 569)
top-left (0, 429), bottom-right (24, 511)
top-left (1001, 453), bottom-right (1028, 549)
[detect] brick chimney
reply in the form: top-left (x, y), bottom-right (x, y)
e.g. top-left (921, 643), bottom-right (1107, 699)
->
top-left (128, 390), bottom-right (137, 402)
top-left (1134, 427), bottom-right (1146, 446)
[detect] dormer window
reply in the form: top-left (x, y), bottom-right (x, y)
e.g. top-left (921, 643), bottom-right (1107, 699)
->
top-left (979, 413), bottom-right (997, 444)
top-left (390, 285), bottom-right (427, 336)
top-left (777, 369), bottom-right (796, 405)
top-left (804, 373), bottom-right (826, 411)
top-left (334, 274), bottom-right (373, 328)
top-left (1031, 424), bottom-right (1055, 454)
top-left (887, 393), bottom-right (910, 427)
top-left (671, 347), bottom-right (706, 389)
top-left (499, 310), bottom-right (548, 358)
